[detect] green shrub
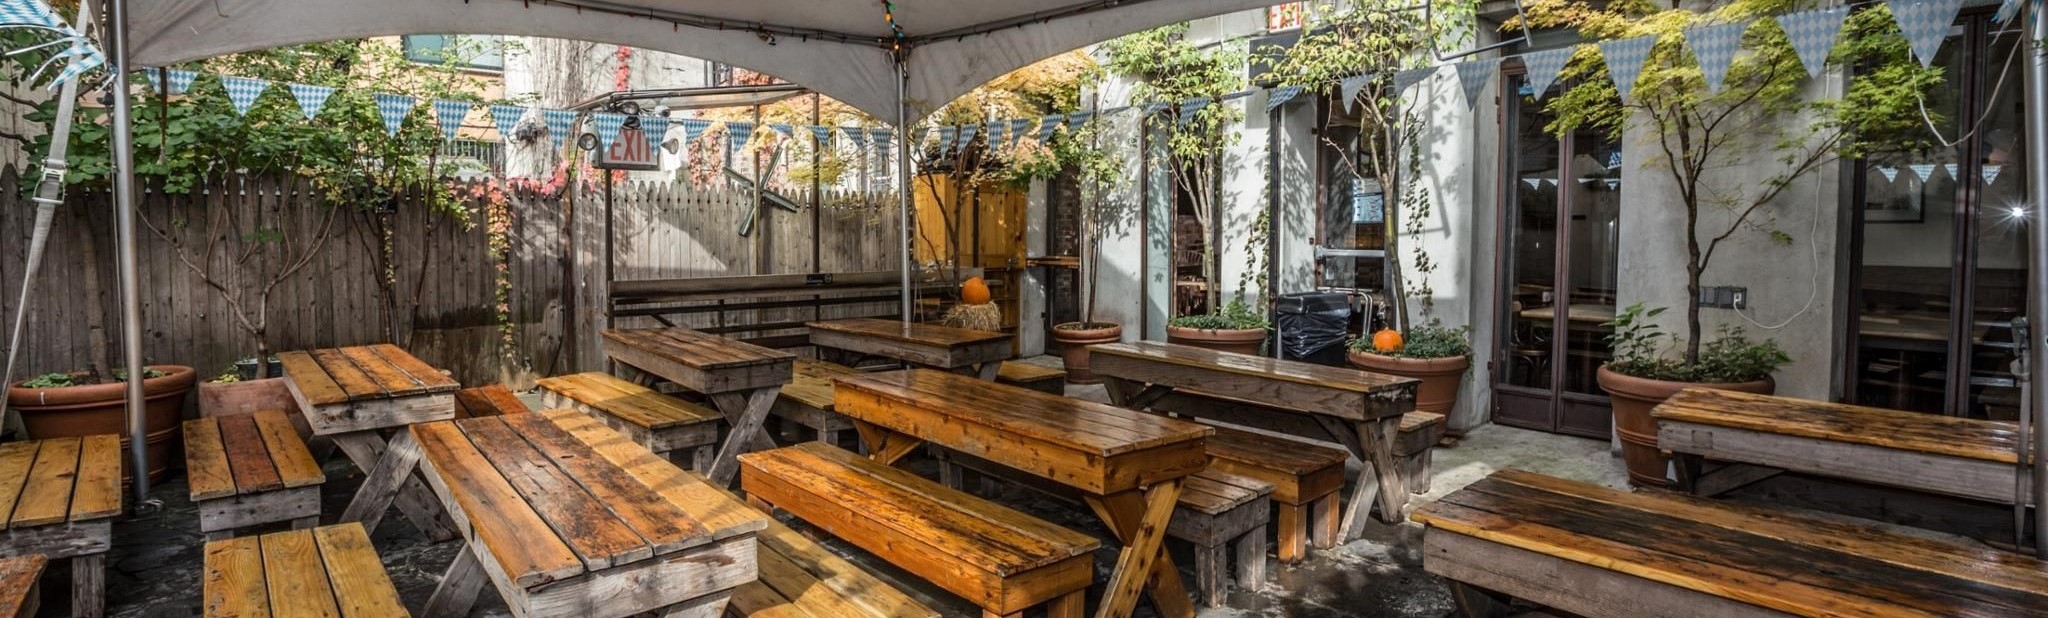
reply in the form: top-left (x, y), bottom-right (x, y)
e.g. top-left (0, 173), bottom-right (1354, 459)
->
top-left (1351, 320), bottom-right (1470, 359)
top-left (1603, 303), bottom-right (1789, 383)
top-left (1168, 299), bottom-right (1269, 330)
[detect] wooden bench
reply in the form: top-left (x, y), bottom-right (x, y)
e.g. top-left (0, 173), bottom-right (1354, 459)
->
top-left (1198, 423), bottom-right (1348, 563)
top-left (740, 442), bottom-right (1096, 618)
top-left (993, 362), bottom-right (1065, 395)
top-left (730, 514), bottom-right (941, 618)
top-left (183, 410), bottom-right (325, 540)
top-left (452, 384), bottom-right (530, 418)
top-left (0, 556), bottom-right (44, 618)
top-left (0, 435), bottom-right (120, 618)
top-left (1157, 389), bottom-right (1445, 494)
top-left (771, 358), bottom-right (860, 446)
top-left (537, 371), bottom-right (723, 471)
top-left (1398, 411), bottom-right (1447, 494)
top-left (1170, 468), bottom-right (1270, 608)
top-left (202, 523), bottom-right (406, 617)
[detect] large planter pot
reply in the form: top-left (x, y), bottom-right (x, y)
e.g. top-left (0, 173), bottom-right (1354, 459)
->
top-left (1597, 366), bottom-right (1773, 488)
top-left (8, 365), bottom-right (195, 484)
top-left (1052, 322), bottom-right (1123, 384)
top-left (1166, 325), bottom-right (1267, 356)
top-left (198, 377), bottom-right (294, 418)
top-left (1347, 351), bottom-right (1470, 416)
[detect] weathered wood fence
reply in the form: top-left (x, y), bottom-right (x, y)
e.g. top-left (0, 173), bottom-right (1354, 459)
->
top-left (0, 168), bottom-right (901, 387)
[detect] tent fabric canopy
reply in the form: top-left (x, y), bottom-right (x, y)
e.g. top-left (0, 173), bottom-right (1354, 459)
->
top-left (124, 0), bottom-right (1272, 119)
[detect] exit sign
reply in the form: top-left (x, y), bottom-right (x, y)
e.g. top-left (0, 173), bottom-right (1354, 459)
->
top-left (596, 126), bottom-right (662, 170)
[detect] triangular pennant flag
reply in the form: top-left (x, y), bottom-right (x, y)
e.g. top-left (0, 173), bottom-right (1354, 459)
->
top-left (166, 68), bottom-right (197, 95)
top-left (286, 83), bottom-right (334, 120)
top-left (676, 118), bottom-right (711, 145)
top-left (432, 100), bottom-right (471, 142)
top-left (640, 116), bottom-right (669, 153)
top-left (727, 121), bottom-right (755, 152)
top-left (1889, 0), bottom-right (1966, 68)
top-left (958, 125), bottom-right (980, 150)
top-left (140, 70), bottom-right (159, 93)
top-left (1524, 178), bottom-right (1543, 189)
top-left (768, 123), bottom-right (794, 138)
top-left (843, 126), bottom-right (869, 148)
top-left (1943, 163), bottom-right (1958, 182)
top-left (913, 125), bottom-right (931, 150)
top-left (1222, 89), bottom-right (1256, 101)
top-left (1878, 165), bottom-right (1899, 182)
top-left (1066, 111), bottom-right (1094, 128)
top-left (490, 105), bottom-right (526, 141)
top-left (1339, 74), bottom-right (1369, 112)
top-left (46, 40), bottom-right (100, 89)
top-left (541, 109), bottom-right (577, 148)
top-left (1908, 163), bottom-right (1936, 182)
top-left (1141, 101), bottom-right (1169, 116)
top-left (1520, 48), bottom-right (1575, 100)
top-left (1982, 164), bottom-right (2002, 185)
top-left (1775, 7), bottom-right (1849, 79)
top-left (1037, 115), bottom-right (1063, 142)
top-left (1995, 0), bottom-right (2021, 23)
top-left (1008, 118), bottom-right (1032, 148)
top-left (1393, 66), bottom-right (1438, 94)
top-left (590, 112), bottom-right (627, 151)
top-left (1456, 58), bottom-right (1500, 108)
top-left (372, 93), bottom-right (416, 137)
top-left (809, 125), bottom-right (834, 146)
top-left (1177, 98), bottom-right (1209, 125)
top-left (1685, 22), bottom-right (1751, 93)
top-left (1266, 85), bottom-right (1303, 112)
top-left (220, 76), bottom-right (268, 116)
top-left (1598, 35), bottom-right (1659, 104)
top-left (936, 126), bottom-right (959, 154)
top-left (872, 129), bottom-right (894, 159)
top-left (984, 122), bottom-right (1004, 147)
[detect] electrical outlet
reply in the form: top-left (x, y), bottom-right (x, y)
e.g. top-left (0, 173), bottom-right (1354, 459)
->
top-left (1698, 286), bottom-right (1748, 309)
top-left (1730, 288), bottom-right (1747, 310)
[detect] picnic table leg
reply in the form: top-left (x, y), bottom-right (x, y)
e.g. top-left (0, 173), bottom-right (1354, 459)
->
top-left (1086, 480), bottom-right (1193, 618)
top-left (71, 553), bottom-right (102, 618)
top-left (1100, 378), bottom-right (1174, 411)
top-left (974, 362), bottom-right (1001, 381)
top-left (704, 388), bottom-right (780, 486)
top-left (852, 421), bottom-right (924, 465)
top-left (332, 431), bottom-right (457, 541)
top-left (1319, 416), bottom-right (1408, 540)
top-left (422, 547), bottom-right (486, 618)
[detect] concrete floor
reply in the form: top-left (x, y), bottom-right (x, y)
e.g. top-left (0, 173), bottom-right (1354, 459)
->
top-left (93, 379), bottom-right (1627, 618)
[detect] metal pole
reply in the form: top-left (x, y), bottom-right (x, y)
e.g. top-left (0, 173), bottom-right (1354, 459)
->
top-left (896, 58), bottom-right (913, 325)
top-left (107, 0), bottom-right (152, 506)
top-left (2024, 0), bottom-right (2048, 559)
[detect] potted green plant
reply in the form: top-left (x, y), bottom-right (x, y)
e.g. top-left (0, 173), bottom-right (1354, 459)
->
top-left (8, 365), bottom-right (194, 483)
top-left (1166, 299), bottom-right (1270, 356)
top-left (1044, 99), bottom-right (1134, 383)
top-left (197, 363), bottom-right (296, 420)
top-left (1597, 304), bottom-right (1789, 487)
top-left (1347, 321), bottom-right (1470, 415)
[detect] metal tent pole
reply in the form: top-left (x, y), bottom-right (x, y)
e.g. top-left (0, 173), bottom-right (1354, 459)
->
top-left (2025, 0), bottom-right (2048, 559)
top-left (0, 62), bottom-right (83, 441)
top-left (106, 0), bottom-right (152, 506)
top-left (896, 57), bottom-right (912, 325)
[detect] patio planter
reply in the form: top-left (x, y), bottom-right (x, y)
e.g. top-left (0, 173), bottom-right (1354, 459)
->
top-left (1051, 322), bottom-right (1122, 384)
top-left (8, 364), bottom-right (195, 484)
top-left (199, 376), bottom-right (293, 416)
top-left (1347, 351), bottom-right (1469, 415)
top-left (1597, 366), bottom-right (1773, 488)
top-left (1166, 325), bottom-right (1267, 356)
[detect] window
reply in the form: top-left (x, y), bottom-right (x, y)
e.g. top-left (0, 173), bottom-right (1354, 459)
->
top-left (402, 35), bottom-right (505, 71)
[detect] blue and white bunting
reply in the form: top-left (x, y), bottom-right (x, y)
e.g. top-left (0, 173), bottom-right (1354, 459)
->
top-left (432, 100), bottom-right (471, 142)
top-left (1066, 110), bottom-right (1093, 128)
top-left (1265, 85), bottom-right (1302, 112)
top-left (1339, 74), bottom-right (1369, 111)
top-left (372, 93), bottom-right (415, 137)
top-left (936, 126), bottom-right (958, 154)
top-left (1519, 47), bottom-right (1575, 101)
top-left (590, 112), bottom-right (627, 151)
top-left (1008, 118), bottom-right (1032, 148)
top-left (489, 105), bottom-right (526, 141)
top-left (1393, 66), bottom-right (1438, 94)
top-left (165, 69), bottom-right (198, 95)
top-left (809, 125), bottom-right (834, 146)
top-left (676, 118), bottom-right (711, 145)
top-left (286, 83), bottom-right (334, 120)
top-left (1908, 163), bottom-right (1938, 182)
top-left (913, 125), bottom-right (930, 150)
top-left (768, 123), bottom-right (794, 138)
top-left (541, 108), bottom-right (577, 148)
top-left (1775, 7), bottom-right (1849, 79)
top-left (1982, 164), bottom-right (2002, 185)
top-left (843, 126), bottom-right (869, 149)
top-left (984, 122), bottom-right (1004, 147)
top-left (1686, 21), bottom-right (1751, 93)
top-left (1995, 0), bottom-right (2021, 23)
top-left (1889, 0), bottom-right (1966, 68)
top-left (1456, 58), bottom-right (1500, 109)
top-left (727, 121), bottom-right (755, 152)
top-left (1141, 101), bottom-right (1169, 116)
top-left (958, 124), bottom-right (979, 149)
top-left (872, 129), bottom-right (894, 159)
top-left (1177, 98), bottom-right (1209, 125)
top-left (640, 116), bottom-right (669, 153)
top-left (220, 76), bottom-right (269, 116)
top-left (1598, 35), bottom-right (1658, 104)
top-left (1877, 165), bottom-right (1899, 182)
top-left (1037, 115), bottom-right (1063, 142)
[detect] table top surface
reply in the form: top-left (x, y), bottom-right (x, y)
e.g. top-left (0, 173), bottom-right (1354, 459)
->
top-left (1414, 469), bottom-right (2048, 618)
top-left (202, 524), bottom-right (406, 617)
top-left (279, 344), bottom-right (459, 406)
top-left (1653, 388), bottom-right (2022, 463)
top-left (836, 369), bottom-right (1212, 458)
top-left (0, 435), bottom-right (121, 529)
top-left (413, 411), bottom-right (766, 589)
top-left (1090, 340), bottom-right (1417, 395)
top-left (602, 327), bottom-right (797, 371)
top-left (807, 317), bottom-right (1012, 348)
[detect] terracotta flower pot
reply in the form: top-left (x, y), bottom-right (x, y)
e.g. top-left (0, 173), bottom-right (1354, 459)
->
top-left (198, 377), bottom-right (294, 418)
top-left (1597, 366), bottom-right (1774, 488)
top-left (1166, 325), bottom-right (1267, 356)
top-left (8, 365), bottom-right (196, 484)
top-left (1347, 351), bottom-right (1470, 415)
top-left (1052, 322), bottom-right (1123, 384)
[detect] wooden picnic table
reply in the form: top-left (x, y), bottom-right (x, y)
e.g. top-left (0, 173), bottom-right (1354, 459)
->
top-left (807, 317), bottom-right (1012, 380)
top-left (279, 344), bottom-right (460, 541)
top-left (414, 410), bottom-right (768, 618)
top-left (834, 369), bottom-right (1211, 618)
top-left (0, 436), bottom-right (118, 618)
top-left (1414, 468), bottom-right (2048, 618)
top-left (1655, 388), bottom-right (2032, 505)
top-left (1088, 340), bottom-right (1419, 538)
top-left (601, 327), bottom-right (796, 485)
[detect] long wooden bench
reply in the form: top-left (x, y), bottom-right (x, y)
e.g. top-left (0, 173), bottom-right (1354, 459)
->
top-left (1170, 468), bottom-right (1270, 607)
top-left (740, 442), bottom-right (1097, 618)
top-left (452, 384), bottom-right (530, 418)
top-left (1152, 389), bottom-right (1444, 494)
top-left (202, 523), bottom-right (407, 617)
top-left (183, 410), bottom-right (325, 540)
top-left (1655, 388), bottom-right (2032, 504)
top-left (1414, 468), bottom-right (2048, 617)
top-left (993, 361), bottom-right (1065, 395)
top-left (1200, 424), bottom-right (1348, 563)
top-left (729, 513), bottom-right (941, 618)
top-left (537, 371), bottom-right (723, 471)
top-left (771, 358), bottom-right (860, 446)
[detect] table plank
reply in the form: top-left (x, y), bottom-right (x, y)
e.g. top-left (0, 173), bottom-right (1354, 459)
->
top-left (336, 346), bottom-right (434, 399)
top-left (604, 328), bottom-right (795, 371)
top-left (10, 437), bottom-right (78, 528)
top-left (0, 443), bottom-right (35, 526)
top-left (254, 410), bottom-right (324, 489)
top-left (259, 529), bottom-right (341, 618)
top-left (836, 370), bottom-right (1207, 456)
top-left (308, 348), bottom-right (387, 401)
top-left (203, 536), bottom-right (270, 617)
top-left (1653, 388), bottom-right (2021, 463)
top-left (413, 422), bottom-right (585, 587)
top-left (312, 524), bottom-right (408, 617)
top-left (539, 409), bottom-right (769, 541)
top-left (808, 318), bottom-right (1011, 348)
top-left (1092, 340), bottom-right (1414, 395)
top-left (219, 414), bottom-right (284, 495)
top-left (185, 419), bottom-right (238, 501)
top-left (458, 417), bottom-right (654, 571)
top-left (499, 412), bottom-right (711, 555)
top-left (277, 351), bottom-right (346, 406)
top-left (367, 344), bottom-right (460, 391)
top-left (69, 434), bottom-right (122, 521)
top-left (0, 555), bottom-right (44, 618)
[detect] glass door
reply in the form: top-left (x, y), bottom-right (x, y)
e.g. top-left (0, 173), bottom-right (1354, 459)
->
top-left (1493, 70), bottom-right (1624, 438)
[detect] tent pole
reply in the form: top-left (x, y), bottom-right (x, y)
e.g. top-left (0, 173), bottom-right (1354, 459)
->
top-left (106, 0), bottom-right (152, 507)
top-left (2025, 0), bottom-right (2048, 559)
top-left (896, 57), bottom-right (912, 325)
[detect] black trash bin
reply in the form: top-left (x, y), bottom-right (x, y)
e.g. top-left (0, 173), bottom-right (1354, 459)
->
top-left (1273, 292), bottom-right (1353, 366)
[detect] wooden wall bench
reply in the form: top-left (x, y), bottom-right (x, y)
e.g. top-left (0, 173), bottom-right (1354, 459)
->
top-left (1655, 388), bottom-right (2031, 504)
top-left (1169, 469), bottom-right (1270, 608)
top-left (771, 358), bottom-right (861, 446)
top-left (741, 442), bottom-right (1096, 618)
top-left (184, 410), bottom-right (324, 540)
top-left (0, 435), bottom-right (119, 618)
top-left (1413, 468), bottom-right (2048, 617)
top-left (0, 556), bottom-right (44, 618)
top-left (201, 523), bottom-right (406, 617)
top-left (452, 384), bottom-right (530, 418)
top-left (537, 371), bottom-right (723, 471)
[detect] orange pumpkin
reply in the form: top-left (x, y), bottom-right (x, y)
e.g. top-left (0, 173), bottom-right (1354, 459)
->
top-left (1371, 328), bottom-right (1403, 353)
top-left (961, 277), bottom-right (992, 305)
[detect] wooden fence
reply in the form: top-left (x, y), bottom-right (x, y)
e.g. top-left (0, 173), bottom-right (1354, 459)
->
top-left (0, 168), bottom-right (902, 388)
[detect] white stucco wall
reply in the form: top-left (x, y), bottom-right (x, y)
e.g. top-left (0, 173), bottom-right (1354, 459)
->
top-left (1397, 63), bottom-right (1495, 432)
